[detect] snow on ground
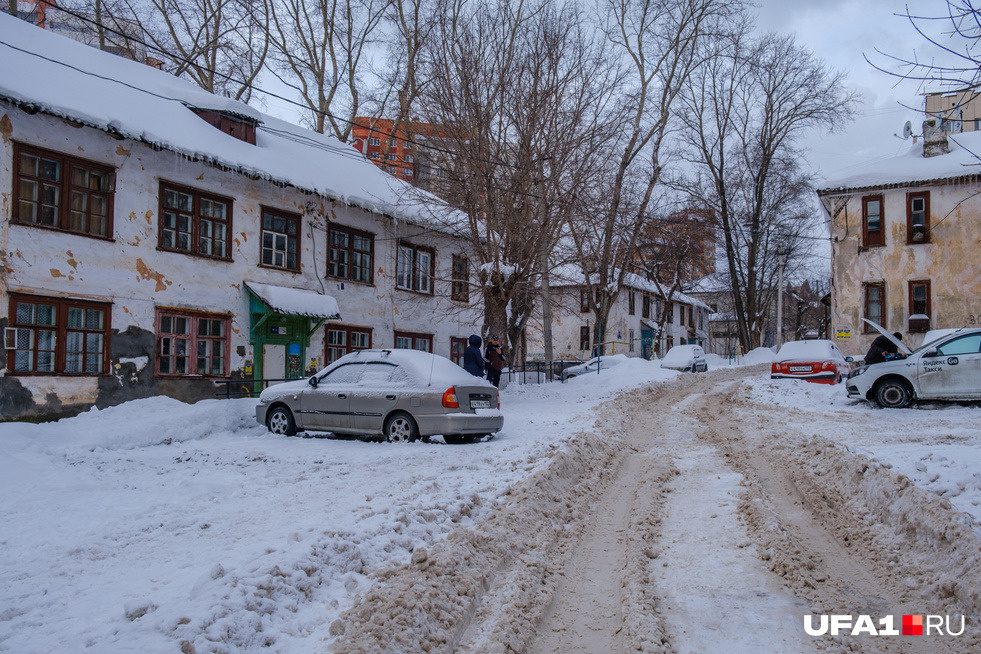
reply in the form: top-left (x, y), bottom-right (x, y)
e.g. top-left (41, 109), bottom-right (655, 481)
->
top-left (742, 376), bottom-right (981, 532)
top-left (0, 359), bottom-right (677, 653)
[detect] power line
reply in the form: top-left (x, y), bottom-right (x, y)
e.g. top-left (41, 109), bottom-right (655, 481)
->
top-left (18, 4), bottom-right (532, 175)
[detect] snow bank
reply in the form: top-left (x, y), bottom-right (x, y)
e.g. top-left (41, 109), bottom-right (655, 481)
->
top-left (743, 377), bottom-right (981, 530)
top-left (0, 359), bottom-right (676, 652)
top-left (741, 347), bottom-right (775, 365)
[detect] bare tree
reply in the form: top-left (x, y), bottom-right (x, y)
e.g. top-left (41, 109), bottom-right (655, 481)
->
top-left (569, 0), bottom-right (734, 355)
top-left (78, 0), bottom-right (269, 101)
top-left (679, 29), bottom-right (855, 351)
top-left (421, 0), bottom-right (618, 363)
top-left (633, 207), bottom-right (715, 341)
top-left (266, 0), bottom-right (389, 137)
top-left (869, 1), bottom-right (981, 93)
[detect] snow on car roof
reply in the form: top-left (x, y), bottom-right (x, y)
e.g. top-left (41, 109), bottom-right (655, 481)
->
top-left (337, 349), bottom-right (494, 388)
top-left (775, 340), bottom-right (839, 362)
top-left (660, 344), bottom-right (702, 364)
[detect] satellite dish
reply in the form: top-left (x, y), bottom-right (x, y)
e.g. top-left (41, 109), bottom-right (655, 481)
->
top-left (903, 120), bottom-right (913, 139)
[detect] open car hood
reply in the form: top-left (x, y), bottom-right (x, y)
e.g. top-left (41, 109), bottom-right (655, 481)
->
top-left (861, 319), bottom-right (912, 355)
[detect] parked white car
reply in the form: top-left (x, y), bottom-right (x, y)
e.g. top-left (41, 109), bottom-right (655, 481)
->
top-left (561, 354), bottom-right (628, 381)
top-left (660, 344), bottom-right (708, 372)
top-left (846, 328), bottom-right (981, 408)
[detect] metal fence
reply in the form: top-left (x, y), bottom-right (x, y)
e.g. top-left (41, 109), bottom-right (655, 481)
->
top-left (214, 378), bottom-right (300, 399)
top-left (501, 360), bottom-right (584, 386)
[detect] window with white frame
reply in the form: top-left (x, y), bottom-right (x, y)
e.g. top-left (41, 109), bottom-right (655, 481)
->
top-left (260, 207), bottom-right (300, 271)
top-left (396, 242), bottom-right (435, 294)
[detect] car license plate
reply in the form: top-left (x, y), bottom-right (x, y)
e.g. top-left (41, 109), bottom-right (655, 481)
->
top-left (470, 400), bottom-right (491, 409)
top-left (789, 365), bottom-right (811, 373)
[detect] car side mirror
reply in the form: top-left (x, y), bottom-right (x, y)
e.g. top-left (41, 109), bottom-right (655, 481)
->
top-left (308, 375), bottom-right (319, 388)
top-left (923, 348), bottom-right (938, 358)
top-left (845, 356), bottom-right (854, 363)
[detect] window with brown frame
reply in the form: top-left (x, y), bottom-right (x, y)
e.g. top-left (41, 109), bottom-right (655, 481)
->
top-left (326, 325), bottom-right (372, 364)
top-left (907, 191), bottom-right (930, 243)
top-left (580, 288), bottom-right (591, 313)
top-left (394, 330), bottom-right (433, 352)
top-left (908, 280), bottom-right (932, 332)
top-left (862, 194), bottom-right (885, 248)
top-left (396, 242), bottom-right (434, 294)
top-left (580, 326), bottom-right (590, 351)
top-left (155, 308), bottom-right (230, 377)
top-left (13, 143), bottom-right (115, 239)
top-left (666, 302), bottom-right (674, 323)
top-left (628, 291), bottom-right (636, 316)
top-left (260, 207), bottom-right (300, 272)
top-left (451, 254), bottom-right (469, 302)
top-left (7, 293), bottom-right (111, 375)
top-left (642, 294), bottom-right (651, 319)
top-left (158, 182), bottom-right (232, 260)
top-left (328, 224), bottom-right (374, 284)
top-left (450, 337), bottom-right (468, 366)
top-left (863, 282), bottom-right (885, 332)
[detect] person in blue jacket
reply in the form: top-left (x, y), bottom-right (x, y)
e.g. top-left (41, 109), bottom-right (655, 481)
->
top-left (463, 334), bottom-right (485, 377)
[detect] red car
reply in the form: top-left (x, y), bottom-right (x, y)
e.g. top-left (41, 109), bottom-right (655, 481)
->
top-left (770, 340), bottom-right (850, 384)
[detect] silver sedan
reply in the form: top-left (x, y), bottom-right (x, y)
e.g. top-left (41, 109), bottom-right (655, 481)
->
top-left (256, 349), bottom-right (503, 443)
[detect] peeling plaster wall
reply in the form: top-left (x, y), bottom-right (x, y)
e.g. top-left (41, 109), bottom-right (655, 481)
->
top-left (829, 183), bottom-right (981, 358)
top-left (0, 106), bottom-right (483, 419)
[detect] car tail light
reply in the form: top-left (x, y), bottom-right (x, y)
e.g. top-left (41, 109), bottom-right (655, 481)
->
top-left (442, 387), bottom-right (460, 408)
top-left (496, 392), bottom-right (501, 409)
top-left (822, 361), bottom-right (834, 371)
top-left (771, 363), bottom-right (779, 373)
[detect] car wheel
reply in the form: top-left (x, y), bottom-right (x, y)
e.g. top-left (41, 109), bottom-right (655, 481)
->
top-left (443, 434), bottom-right (474, 445)
top-left (874, 379), bottom-right (913, 409)
top-left (385, 412), bottom-right (419, 443)
top-left (267, 405), bottom-right (297, 436)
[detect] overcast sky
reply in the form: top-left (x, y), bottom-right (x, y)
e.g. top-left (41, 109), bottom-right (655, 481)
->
top-left (755, 0), bottom-right (954, 182)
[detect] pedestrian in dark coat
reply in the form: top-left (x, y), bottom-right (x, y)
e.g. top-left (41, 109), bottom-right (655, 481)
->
top-left (864, 332), bottom-right (904, 365)
top-left (463, 334), bottom-right (485, 377)
top-left (484, 336), bottom-right (504, 387)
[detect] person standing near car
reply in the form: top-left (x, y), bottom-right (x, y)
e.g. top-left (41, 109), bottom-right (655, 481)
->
top-left (463, 334), bottom-right (485, 377)
top-left (864, 332), bottom-right (905, 365)
top-left (484, 335), bottom-right (504, 387)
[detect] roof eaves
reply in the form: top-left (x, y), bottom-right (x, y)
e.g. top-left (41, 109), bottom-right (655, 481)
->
top-left (816, 172), bottom-right (981, 196)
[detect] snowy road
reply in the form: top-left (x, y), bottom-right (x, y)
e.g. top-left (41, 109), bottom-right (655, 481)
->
top-left (334, 366), bottom-right (981, 653)
top-left (3, 362), bottom-right (980, 652)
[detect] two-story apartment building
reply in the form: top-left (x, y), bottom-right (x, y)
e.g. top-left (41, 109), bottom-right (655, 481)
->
top-left (524, 268), bottom-right (711, 361)
top-left (817, 120), bottom-right (981, 357)
top-left (0, 14), bottom-right (481, 419)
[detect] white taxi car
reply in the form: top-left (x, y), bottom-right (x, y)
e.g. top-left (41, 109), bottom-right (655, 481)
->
top-left (846, 328), bottom-right (981, 408)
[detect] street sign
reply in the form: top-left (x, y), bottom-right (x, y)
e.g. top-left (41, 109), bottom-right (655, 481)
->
top-left (835, 327), bottom-right (852, 340)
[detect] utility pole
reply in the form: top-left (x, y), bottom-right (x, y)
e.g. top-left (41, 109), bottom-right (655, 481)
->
top-left (541, 253), bottom-right (554, 381)
top-left (776, 250), bottom-right (787, 348)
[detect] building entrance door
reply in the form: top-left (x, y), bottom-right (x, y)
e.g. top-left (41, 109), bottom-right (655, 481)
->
top-left (263, 343), bottom-right (286, 383)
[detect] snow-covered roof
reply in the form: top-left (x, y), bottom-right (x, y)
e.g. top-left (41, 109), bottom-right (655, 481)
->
top-left (817, 130), bottom-right (981, 194)
top-left (622, 273), bottom-right (713, 311)
top-left (245, 282), bottom-right (340, 320)
top-left (0, 14), bottom-right (460, 232)
top-left (545, 265), bottom-right (712, 311)
top-left (687, 273), bottom-right (729, 294)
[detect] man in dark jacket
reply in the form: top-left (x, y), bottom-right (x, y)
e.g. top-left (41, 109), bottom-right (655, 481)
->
top-left (484, 336), bottom-right (504, 387)
top-left (463, 334), bottom-right (485, 377)
top-left (865, 332), bottom-right (905, 365)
